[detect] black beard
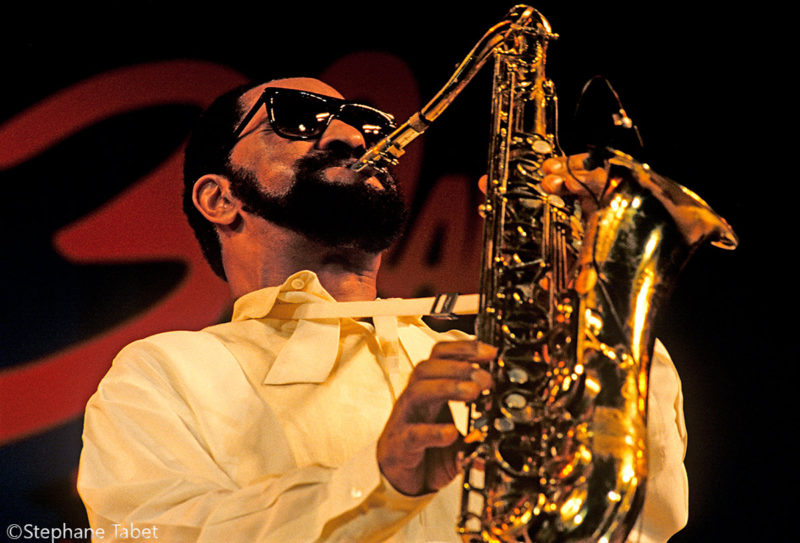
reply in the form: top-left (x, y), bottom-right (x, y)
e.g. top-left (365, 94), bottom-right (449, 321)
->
top-left (227, 145), bottom-right (408, 253)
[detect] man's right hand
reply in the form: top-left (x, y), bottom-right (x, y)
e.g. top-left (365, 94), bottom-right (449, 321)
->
top-left (376, 340), bottom-right (495, 496)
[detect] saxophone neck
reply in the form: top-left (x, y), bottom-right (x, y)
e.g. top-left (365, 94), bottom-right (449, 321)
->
top-left (351, 5), bottom-right (555, 174)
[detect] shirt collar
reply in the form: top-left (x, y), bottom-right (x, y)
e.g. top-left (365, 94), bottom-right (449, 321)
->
top-left (229, 270), bottom-right (429, 386)
top-left (230, 271), bottom-right (348, 386)
top-left (231, 270), bottom-right (336, 322)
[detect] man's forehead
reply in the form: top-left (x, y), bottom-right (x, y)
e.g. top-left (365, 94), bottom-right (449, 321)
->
top-left (240, 78), bottom-right (344, 109)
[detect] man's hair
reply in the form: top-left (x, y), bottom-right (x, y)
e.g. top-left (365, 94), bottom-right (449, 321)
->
top-left (182, 82), bottom-right (260, 280)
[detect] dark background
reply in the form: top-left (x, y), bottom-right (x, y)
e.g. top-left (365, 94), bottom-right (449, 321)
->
top-left (1, 2), bottom-right (791, 541)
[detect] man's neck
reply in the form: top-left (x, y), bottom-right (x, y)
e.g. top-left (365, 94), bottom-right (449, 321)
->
top-left (224, 224), bottom-right (382, 301)
top-left (316, 261), bottom-right (380, 302)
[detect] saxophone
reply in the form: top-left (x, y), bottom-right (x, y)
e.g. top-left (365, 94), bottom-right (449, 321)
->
top-left (353, 5), bottom-right (737, 542)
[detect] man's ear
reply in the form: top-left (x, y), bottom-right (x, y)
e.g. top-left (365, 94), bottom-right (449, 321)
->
top-left (192, 174), bottom-right (240, 226)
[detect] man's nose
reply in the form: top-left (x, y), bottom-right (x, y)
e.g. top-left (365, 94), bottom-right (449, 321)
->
top-left (316, 118), bottom-right (366, 150)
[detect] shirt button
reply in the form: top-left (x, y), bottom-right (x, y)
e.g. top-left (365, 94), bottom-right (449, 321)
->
top-left (350, 487), bottom-right (363, 499)
top-left (290, 278), bottom-right (306, 290)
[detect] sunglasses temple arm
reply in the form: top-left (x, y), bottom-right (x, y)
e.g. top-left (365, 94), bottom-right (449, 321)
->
top-left (351, 12), bottom-right (519, 173)
top-left (232, 96), bottom-right (266, 140)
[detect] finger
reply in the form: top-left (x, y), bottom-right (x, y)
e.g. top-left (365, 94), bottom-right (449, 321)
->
top-left (400, 378), bottom-right (486, 413)
top-left (542, 157), bottom-right (581, 196)
top-left (478, 174), bottom-right (488, 195)
top-left (562, 170), bottom-right (599, 198)
top-left (542, 172), bottom-right (566, 195)
top-left (429, 340), bottom-right (496, 363)
top-left (411, 359), bottom-right (492, 390)
top-left (426, 440), bottom-right (465, 488)
top-left (542, 154), bottom-right (602, 177)
top-left (542, 161), bottom-right (610, 202)
top-left (541, 156), bottom-right (567, 176)
top-left (567, 152), bottom-right (594, 174)
top-left (395, 423), bottom-right (461, 458)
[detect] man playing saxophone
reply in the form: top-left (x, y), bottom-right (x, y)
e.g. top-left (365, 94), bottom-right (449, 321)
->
top-left (77, 74), bottom-right (691, 542)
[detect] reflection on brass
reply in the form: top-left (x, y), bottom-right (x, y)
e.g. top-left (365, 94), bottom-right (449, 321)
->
top-left (353, 4), bottom-right (737, 542)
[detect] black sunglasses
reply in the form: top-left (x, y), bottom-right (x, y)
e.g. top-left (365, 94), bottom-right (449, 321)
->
top-left (232, 87), bottom-right (396, 147)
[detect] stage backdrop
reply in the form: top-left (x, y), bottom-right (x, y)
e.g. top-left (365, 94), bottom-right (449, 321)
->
top-left (1, 2), bottom-right (786, 542)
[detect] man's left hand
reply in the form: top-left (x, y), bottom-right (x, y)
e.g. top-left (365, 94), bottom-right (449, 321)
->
top-left (376, 340), bottom-right (495, 496)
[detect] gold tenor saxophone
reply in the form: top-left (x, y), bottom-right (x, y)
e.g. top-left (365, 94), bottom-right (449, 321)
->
top-left (353, 5), bottom-right (737, 542)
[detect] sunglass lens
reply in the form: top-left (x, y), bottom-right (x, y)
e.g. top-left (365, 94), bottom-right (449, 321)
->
top-left (270, 91), bottom-right (331, 139)
top-left (340, 105), bottom-right (394, 146)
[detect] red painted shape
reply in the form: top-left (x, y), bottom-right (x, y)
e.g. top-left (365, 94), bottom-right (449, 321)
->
top-left (0, 55), bottom-right (484, 445)
top-left (379, 174), bottom-right (482, 298)
top-left (0, 61), bottom-right (247, 444)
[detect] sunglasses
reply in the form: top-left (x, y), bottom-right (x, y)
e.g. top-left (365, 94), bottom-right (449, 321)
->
top-left (232, 87), bottom-right (396, 147)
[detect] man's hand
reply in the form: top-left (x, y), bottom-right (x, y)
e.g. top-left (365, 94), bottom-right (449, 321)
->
top-left (377, 340), bottom-right (495, 496)
top-left (541, 152), bottom-right (616, 216)
top-left (478, 152), bottom-right (615, 218)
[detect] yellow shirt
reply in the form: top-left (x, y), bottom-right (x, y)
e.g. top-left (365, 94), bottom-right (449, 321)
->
top-left (78, 270), bottom-right (687, 542)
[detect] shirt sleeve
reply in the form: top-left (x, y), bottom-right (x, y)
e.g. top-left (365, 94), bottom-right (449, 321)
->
top-left (627, 339), bottom-right (689, 543)
top-left (77, 332), bottom-right (431, 543)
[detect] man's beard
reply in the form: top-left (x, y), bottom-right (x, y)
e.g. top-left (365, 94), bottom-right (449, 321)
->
top-left (227, 145), bottom-right (408, 253)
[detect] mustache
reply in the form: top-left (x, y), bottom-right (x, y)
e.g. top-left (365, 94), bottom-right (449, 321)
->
top-left (294, 142), bottom-right (398, 189)
top-left (295, 146), bottom-right (358, 170)
top-left (227, 143), bottom-right (408, 254)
